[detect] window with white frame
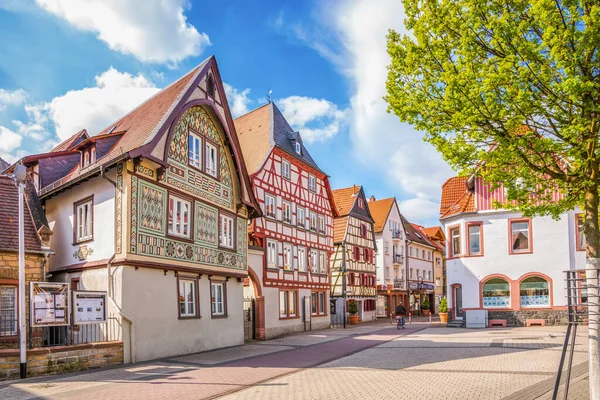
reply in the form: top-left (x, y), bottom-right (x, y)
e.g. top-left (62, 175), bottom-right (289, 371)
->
top-left (75, 197), bottom-right (93, 242)
top-left (279, 290), bottom-right (288, 317)
top-left (308, 174), bottom-right (316, 192)
top-left (319, 292), bottom-right (325, 314)
top-left (510, 219), bottom-right (531, 253)
top-left (283, 244), bottom-right (293, 270)
top-left (289, 291), bottom-right (297, 316)
top-left (282, 201), bottom-right (292, 223)
top-left (220, 214), bottom-right (234, 249)
top-left (280, 290), bottom-right (297, 318)
top-left (168, 195), bottom-right (191, 238)
top-left (179, 279), bottom-right (197, 317)
top-left (427, 270), bottom-right (431, 281)
top-left (297, 247), bottom-right (307, 272)
top-left (295, 141), bottom-right (302, 155)
top-left (310, 249), bottom-right (319, 273)
top-left (211, 282), bottom-right (225, 316)
top-left (188, 131), bottom-right (202, 168)
top-left (265, 194), bottom-right (276, 218)
top-left (319, 252), bottom-right (327, 274)
top-left (450, 227), bottom-right (461, 256)
top-left (297, 207), bottom-right (305, 228)
top-left (267, 240), bottom-right (278, 269)
top-left (205, 141), bottom-right (218, 178)
top-left (282, 159), bottom-right (290, 179)
top-left (309, 211), bottom-right (318, 232)
top-left (0, 286), bottom-right (17, 336)
top-left (318, 215), bottom-right (326, 234)
top-left (468, 223), bottom-right (482, 255)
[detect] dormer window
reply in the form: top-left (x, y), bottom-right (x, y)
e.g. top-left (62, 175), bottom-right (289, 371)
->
top-left (81, 146), bottom-right (96, 168)
top-left (295, 142), bottom-right (302, 155)
top-left (358, 197), bottom-right (364, 209)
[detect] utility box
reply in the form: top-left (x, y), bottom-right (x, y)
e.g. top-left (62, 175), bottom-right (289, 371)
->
top-left (466, 309), bottom-right (488, 328)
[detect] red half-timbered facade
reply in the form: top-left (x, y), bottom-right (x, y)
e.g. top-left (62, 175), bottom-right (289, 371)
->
top-left (235, 102), bottom-right (335, 338)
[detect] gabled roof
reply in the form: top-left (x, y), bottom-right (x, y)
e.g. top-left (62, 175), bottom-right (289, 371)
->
top-left (331, 185), bottom-right (361, 216)
top-left (368, 197), bottom-right (396, 232)
top-left (0, 157), bottom-right (9, 174)
top-left (404, 218), bottom-right (435, 248)
top-left (233, 102), bottom-right (323, 175)
top-left (0, 176), bottom-right (45, 253)
top-left (50, 129), bottom-right (89, 153)
top-left (439, 176), bottom-right (475, 219)
top-left (422, 226), bottom-right (445, 241)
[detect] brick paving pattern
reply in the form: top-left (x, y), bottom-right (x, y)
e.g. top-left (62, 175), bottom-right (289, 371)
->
top-left (0, 321), bottom-right (590, 400)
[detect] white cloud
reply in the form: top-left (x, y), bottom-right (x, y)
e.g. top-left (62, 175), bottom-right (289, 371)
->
top-left (0, 88), bottom-right (28, 111)
top-left (284, 0), bottom-right (454, 224)
top-left (35, 0), bottom-right (210, 64)
top-left (277, 96), bottom-right (347, 143)
top-left (224, 83), bottom-right (253, 118)
top-left (0, 126), bottom-right (23, 163)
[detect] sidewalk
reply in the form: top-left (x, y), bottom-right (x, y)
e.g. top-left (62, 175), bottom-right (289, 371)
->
top-left (0, 321), bottom-right (435, 400)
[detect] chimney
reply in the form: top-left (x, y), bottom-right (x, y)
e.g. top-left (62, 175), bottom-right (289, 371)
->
top-left (368, 196), bottom-right (376, 202)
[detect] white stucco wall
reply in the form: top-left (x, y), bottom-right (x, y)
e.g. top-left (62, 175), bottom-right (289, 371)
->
top-left (45, 174), bottom-right (116, 269)
top-left (374, 203), bottom-right (405, 287)
top-left (444, 210), bottom-right (585, 311)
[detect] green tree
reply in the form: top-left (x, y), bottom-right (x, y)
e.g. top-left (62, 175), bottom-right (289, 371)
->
top-left (385, 0), bottom-right (600, 395)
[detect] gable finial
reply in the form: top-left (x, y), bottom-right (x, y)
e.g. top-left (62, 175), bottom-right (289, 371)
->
top-left (268, 89), bottom-right (273, 103)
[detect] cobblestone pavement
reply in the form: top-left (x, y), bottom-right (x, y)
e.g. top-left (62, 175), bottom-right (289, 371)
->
top-left (0, 322), bottom-right (590, 400)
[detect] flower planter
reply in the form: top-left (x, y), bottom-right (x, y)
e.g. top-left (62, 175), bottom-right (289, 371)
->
top-left (423, 310), bottom-right (431, 317)
top-left (348, 315), bottom-right (359, 325)
top-left (439, 312), bottom-right (448, 323)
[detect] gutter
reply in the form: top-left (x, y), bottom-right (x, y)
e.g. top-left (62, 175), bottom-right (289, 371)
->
top-left (101, 165), bottom-right (136, 364)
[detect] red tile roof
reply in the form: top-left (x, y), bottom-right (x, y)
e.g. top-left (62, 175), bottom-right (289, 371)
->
top-left (50, 129), bottom-right (89, 153)
top-left (368, 198), bottom-right (395, 232)
top-left (333, 216), bottom-right (349, 243)
top-left (0, 176), bottom-right (43, 252)
top-left (440, 176), bottom-right (475, 219)
top-left (331, 185), bottom-right (360, 216)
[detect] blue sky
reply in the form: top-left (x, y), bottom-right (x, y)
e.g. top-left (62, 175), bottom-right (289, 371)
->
top-left (0, 0), bottom-right (454, 226)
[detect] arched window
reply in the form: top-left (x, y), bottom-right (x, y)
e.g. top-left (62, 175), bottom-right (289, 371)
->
top-left (482, 278), bottom-right (510, 308)
top-left (520, 276), bottom-right (550, 307)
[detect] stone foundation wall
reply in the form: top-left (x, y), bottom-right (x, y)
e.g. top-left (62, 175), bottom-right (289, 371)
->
top-left (0, 342), bottom-right (123, 380)
top-left (487, 309), bottom-right (569, 326)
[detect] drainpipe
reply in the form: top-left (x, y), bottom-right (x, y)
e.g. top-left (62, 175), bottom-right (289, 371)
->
top-left (101, 165), bottom-right (136, 364)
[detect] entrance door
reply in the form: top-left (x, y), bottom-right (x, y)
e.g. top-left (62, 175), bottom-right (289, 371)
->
top-left (454, 286), bottom-right (464, 319)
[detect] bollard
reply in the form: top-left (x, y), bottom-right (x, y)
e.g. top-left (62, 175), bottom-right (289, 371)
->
top-left (409, 312), bottom-right (412, 324)
top-left (429, 313), bottom-right (432, 323)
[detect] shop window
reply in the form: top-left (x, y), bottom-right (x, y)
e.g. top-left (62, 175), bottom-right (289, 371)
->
top-left (482, 278), bottom-right (510, 308)
top-left (520, 276), bottom-right (549, 307)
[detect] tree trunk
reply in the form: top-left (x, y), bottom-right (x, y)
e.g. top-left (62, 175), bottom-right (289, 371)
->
top-left (583, 183), bottom-right (600, 400)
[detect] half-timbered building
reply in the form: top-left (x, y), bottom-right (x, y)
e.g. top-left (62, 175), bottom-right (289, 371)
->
top-left (329, 186), bottom-right (377, 322)
top-left (234, 102), bottom-right (336, 339)
top-left (10, 56), bottom-right (260, 362)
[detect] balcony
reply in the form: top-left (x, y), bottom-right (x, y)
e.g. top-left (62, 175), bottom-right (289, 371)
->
top-left (393, 279), bottom-right (404, 290)
top-left (393, 254), bottom-right (403, 265)
top-left (392, 230), bottom-right (403, 241)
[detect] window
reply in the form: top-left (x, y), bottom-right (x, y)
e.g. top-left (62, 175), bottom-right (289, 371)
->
top-left (206, 74), bottom-right (215, 97)
top-left (319, 292), bottom-right (325, 314)
top-left (318, 215), bottom-right (326, 234)
top-left (409, 247), bottom-right (413, 256)
top-left (281, 201), bottom-right (292, 224)
top-left (422, 250), bottom-right (425, 259)
top-left (81, 147), bottom-right (96, 168)
top-left (576, 214), bottom-right (585, 251)
top-left (353, 246), bottom-right (360, 260)
top-left (310, 249), bottom-right (319, 273)
top-left (360, 224), bottom-right (367, 238)
top-left (520, 276), bottom-right (549, 307)
top-left (265, 194), bottom-right (276, 218)
top-left (168, 195), bottom-right (191, 238)
top-left (297, 207), bottom-right (305, 228)
top-left (416, 269), bottom-right (420, 279)
top-left (298, 247), bottom-right (307, 272)
top-left (295, 141), bottom-right (302, 155)
top-left (179, 279), bottom-right (197, 318)
top-left (410, 268), bottom-right (413, 279)
top-left (358, 197), bottom-right (364, 209)
top-left (309, 212), bottom-right (318, 232)
top-left (0, 286), bottom-right (17, 336)
top-left (311, 292), bottom-right (318, 314)
top-left (282, 159), bottom-right (290, 179)
top-left (384, 241), bottom-right (389, 254)
top-left (363, 248), bottom-right (369, 263)
top-left (319, 252), bottom-right (327, 274)
top-left (205, 141), bottom-right (218, 178)
top-left (436, 277), bottom-right (441, 286)
top-left (74, 197), bottom-right (93, 243)
top-left (189, 131), bottom-right (202, 168)
top-left (427, 271), bottom-right (431, 281)
top-left (308, 174), bottom-right (316, 192)
top-left (510, 219), bottom-right (532, 253)
top-left (450, 226), bottom-right (461, 256)
top-left (283, 244), bottom-right (293, 270)
top-left (267, 240), bottom-right (278, 269)
top-left (482, 278), bottom-right (510, 308)
top-left (280, 290), bottom-right (298, 318)
top-left (211, 282), bottom-right (226, 316)
top-left (467, 223), bottom-right (482, 255)
top-left (220, 214), bottom-right (234, 249)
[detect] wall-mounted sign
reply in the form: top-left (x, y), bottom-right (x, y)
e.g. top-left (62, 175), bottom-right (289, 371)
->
top-left (73, 291), bottom-right (107, 324)
top-left (30, 282), bottom-right (70, 327)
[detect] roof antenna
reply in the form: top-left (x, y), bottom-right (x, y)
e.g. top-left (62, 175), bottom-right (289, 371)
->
top-left (267, 89), bottom-right (273, 103)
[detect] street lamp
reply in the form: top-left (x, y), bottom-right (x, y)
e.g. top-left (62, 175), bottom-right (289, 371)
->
top-left (12, 164), bottom-right (28, 379)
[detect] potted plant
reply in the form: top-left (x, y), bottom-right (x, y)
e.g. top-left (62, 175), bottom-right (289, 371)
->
top-left (348, 300), bottom-right (359, 325)
top-left (439, 297), bottom-right (448, 323)
top-left (422, 298), bottom-right (431, 317)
